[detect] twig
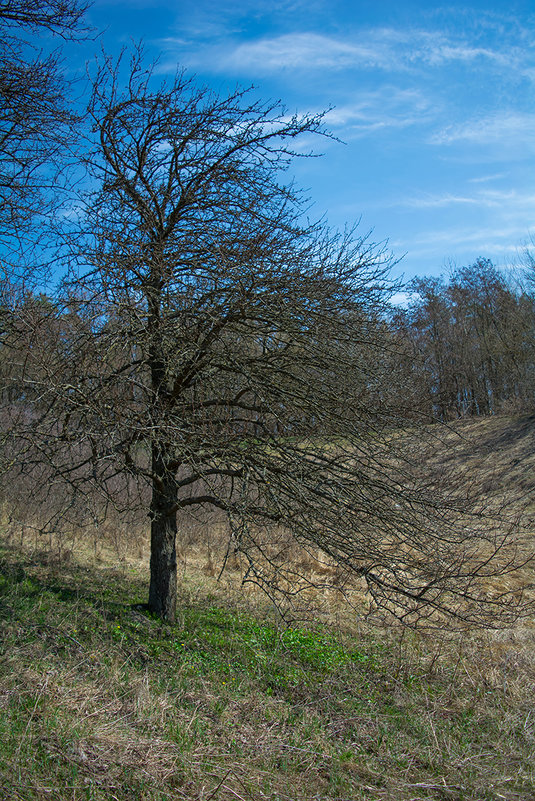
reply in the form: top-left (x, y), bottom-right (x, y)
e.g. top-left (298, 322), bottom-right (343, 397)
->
top-left (205, 769), bottom-right (232, 801)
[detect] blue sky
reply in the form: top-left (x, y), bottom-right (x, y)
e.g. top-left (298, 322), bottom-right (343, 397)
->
top-left (76, 0), bottom-right (535, 280)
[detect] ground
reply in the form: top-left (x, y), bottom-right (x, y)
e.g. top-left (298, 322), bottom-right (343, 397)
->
top-left (1, 415), bottom-right (534, 800)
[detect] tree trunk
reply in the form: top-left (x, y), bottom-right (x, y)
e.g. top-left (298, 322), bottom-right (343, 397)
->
top-left (148, 445), bottom-right (178, 621)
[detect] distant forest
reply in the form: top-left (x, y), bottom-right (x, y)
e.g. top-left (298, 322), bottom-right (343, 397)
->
top-left (390, 258), bottom-right (535, 421)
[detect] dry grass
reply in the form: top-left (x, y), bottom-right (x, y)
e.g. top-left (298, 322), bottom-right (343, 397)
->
top-left (2, 539), bottom-right (535, 800)
top-left (1, 415), bottom-right (535, 800)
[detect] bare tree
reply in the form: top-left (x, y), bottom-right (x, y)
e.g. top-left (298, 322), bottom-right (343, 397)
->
top-left (0, 0), bottom-right (89, 272)
top-left (4, 51), bottom-right (532, 626)
top-left (404, 262), bottom-right (535, 419)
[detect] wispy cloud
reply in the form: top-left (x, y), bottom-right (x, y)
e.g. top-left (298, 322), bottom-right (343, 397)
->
top-left (393, 224), bottom-right (532, 267)
top-left (430, 113), bottom-right (535, 147)
top-left (402, 193), bottom-right (480, 209)
top-left (397, 215), bottom-right (535, 254)
top-left (382, 187), bottom-right (535, 271)
top-left (324, 88), bottom-right (433, 137)
top-left (468, 172), bottom-right (507, 184)
top-left (192, 33), bottom-right (386, 73)
top-left (161, 27), bottom-right (516, 76)
top-left (417, 42), bottom-right (509, 68)
top-left (397, 189), bottom-right (535, 220)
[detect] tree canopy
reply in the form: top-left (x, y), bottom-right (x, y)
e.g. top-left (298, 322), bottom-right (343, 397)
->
top-left (0, 0), bottom-right (89, 273)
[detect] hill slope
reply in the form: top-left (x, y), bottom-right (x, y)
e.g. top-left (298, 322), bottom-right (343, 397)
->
top-left (1, 415), bottom-right (535, 800)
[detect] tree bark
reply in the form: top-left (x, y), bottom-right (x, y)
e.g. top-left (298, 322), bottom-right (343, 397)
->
top-left (148, 445), bottom-right (178, 622)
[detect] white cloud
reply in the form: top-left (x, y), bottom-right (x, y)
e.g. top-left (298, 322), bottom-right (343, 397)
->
top-left (430, 113), bottom-right (535, 147)
top-left (384, 187), bottom-right (535, 269)
top-left (390, 291), bottom-right (411, 308)
top-left (212, 33), bottom-right (386, 73)
top-left (418, 42), bottom-right (509, 68)
top-left (468, 172), bottom-right (507, 184)
top-left (402, 194), bottom-right (479, 209)
top-left (523, 67), bottom-right (535, 83)
top-left (324, 87), bottom-right (433, 137)
top-left (162, 26), bottom-right (518, 76)
top-left (398, 188), bottom-right (535, 218)
top-left (399, 221), bottom-right (534, 253)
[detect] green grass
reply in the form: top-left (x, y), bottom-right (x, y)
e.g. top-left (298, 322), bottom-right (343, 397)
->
top-left (1, 542), bottom-right (534, 800)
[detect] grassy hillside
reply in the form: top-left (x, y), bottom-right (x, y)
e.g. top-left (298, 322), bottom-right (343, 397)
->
top-left (1, 416), bottom-right (535, 800)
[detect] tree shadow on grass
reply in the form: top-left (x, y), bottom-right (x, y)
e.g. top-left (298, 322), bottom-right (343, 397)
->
top-left (0, 541), bottom-right (149, 623)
